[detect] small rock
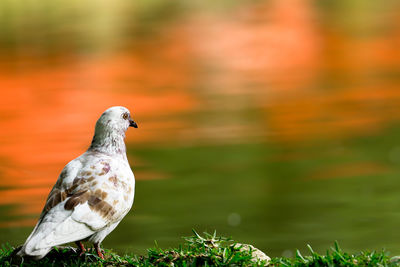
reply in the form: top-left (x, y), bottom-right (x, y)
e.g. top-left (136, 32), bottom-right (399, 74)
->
top-left (232, 243), bottom-right (270, 266)
top-left (390, 256), bottom-right (400, 265)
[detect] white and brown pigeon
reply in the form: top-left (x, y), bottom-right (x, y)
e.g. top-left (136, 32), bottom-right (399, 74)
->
top-left (17, 106), bottom-right (138, 259)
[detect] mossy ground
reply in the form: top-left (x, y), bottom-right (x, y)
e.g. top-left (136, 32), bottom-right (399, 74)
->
top-left (0, 231), bottom-right (398, 266)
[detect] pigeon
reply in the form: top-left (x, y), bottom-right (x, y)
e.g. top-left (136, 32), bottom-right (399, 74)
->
top-left (17, 106), bottom-right (138, 260)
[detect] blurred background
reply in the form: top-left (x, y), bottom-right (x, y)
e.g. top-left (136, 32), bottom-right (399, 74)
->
top-left (0, 0), bottom-right (400, 258)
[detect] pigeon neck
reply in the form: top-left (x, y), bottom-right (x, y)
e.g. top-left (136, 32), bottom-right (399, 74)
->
top-left (88, 129), bottom-right (128, 160)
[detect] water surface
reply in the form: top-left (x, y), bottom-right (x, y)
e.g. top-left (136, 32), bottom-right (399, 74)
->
top-left (0, 0), bottom-right (400, 257)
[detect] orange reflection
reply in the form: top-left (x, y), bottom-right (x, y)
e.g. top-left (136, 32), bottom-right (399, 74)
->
top-left (0, 33), bottom-right (196, 220)
top-left (308, 162), bottom-right (391, 180)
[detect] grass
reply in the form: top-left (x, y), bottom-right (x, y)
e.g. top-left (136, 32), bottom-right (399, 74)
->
top-left (270, 242), bottom-right (394, 267)
top-left (0, 230), bottom-right (398, 266)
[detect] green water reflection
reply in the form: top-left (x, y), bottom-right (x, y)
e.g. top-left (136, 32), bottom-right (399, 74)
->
top-left (4, 128), bottom-right (400, 257)
top-left (125, 130), bottom-right (400, 257)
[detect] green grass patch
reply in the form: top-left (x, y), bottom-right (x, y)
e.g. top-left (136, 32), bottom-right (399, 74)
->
top-left (0, 230), bottom-right (398, 266)
top-left (270, 242), bottom-right (395, 267)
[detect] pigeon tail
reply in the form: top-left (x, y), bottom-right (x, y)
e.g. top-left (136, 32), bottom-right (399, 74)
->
top-left (17, 245), bottom-right (51, 260)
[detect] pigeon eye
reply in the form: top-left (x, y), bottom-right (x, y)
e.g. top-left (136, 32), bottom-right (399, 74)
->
top-left (122, 113), bottom-right (129, 120)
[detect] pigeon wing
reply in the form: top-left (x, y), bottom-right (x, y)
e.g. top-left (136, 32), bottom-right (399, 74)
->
top-left (22, 156), bottom-right (117, 254)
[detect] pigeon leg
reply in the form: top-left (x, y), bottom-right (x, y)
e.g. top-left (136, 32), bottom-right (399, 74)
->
top-left (94, 242), bottom-right (104, 260)
top-left (76, 241), bottom-right (86, 256)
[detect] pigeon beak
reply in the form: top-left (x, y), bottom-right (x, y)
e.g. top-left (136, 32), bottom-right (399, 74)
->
top-left (129, 118), bottom-right (138, 128)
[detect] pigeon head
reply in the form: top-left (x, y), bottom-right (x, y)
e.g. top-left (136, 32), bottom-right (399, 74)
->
top-left (96, 106), bottom-right (138, 134)
top-left (89, 106), bottom-right (138, 155)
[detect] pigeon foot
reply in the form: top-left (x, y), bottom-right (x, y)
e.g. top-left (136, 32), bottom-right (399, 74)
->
top-left (75, 241), bottom-right (86, 256)
top-left (94, 242), bottom-right (104, 260)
